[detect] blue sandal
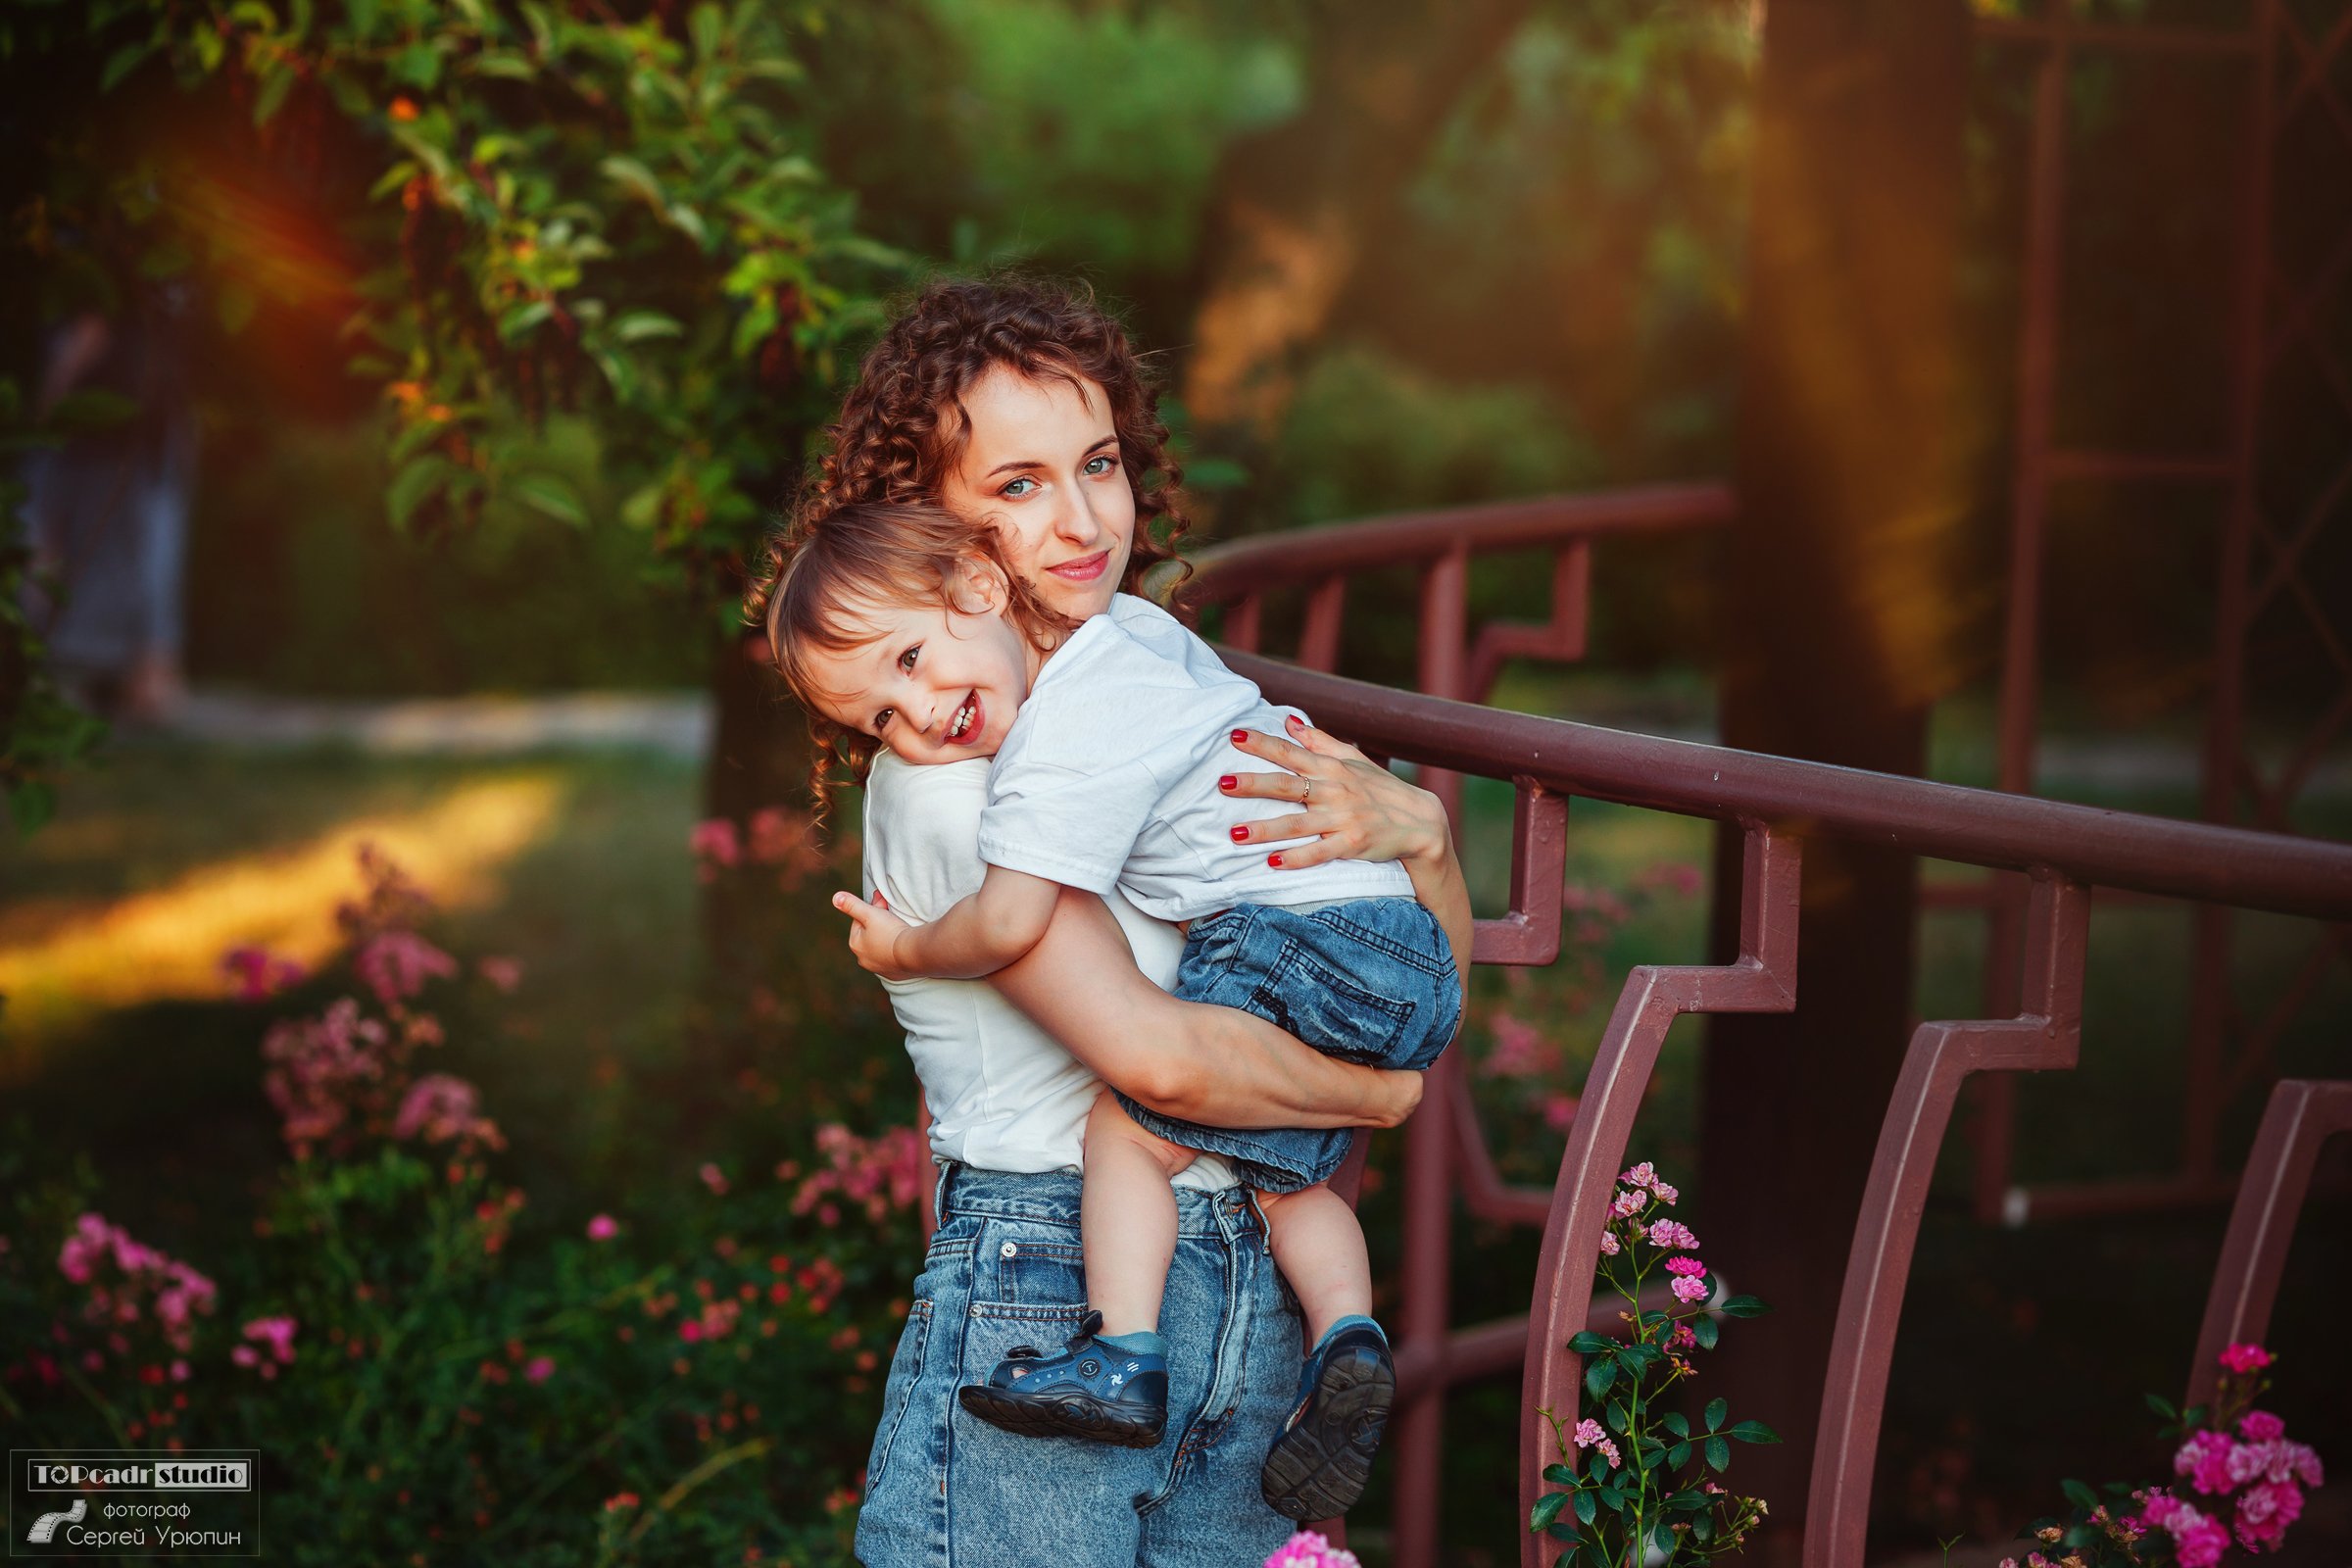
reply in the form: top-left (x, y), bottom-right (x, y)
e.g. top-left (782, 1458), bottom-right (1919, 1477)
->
top-left (1260, 1318), bottom-right (1396, 1520)
top-left (957, 1309), bottom-right (1169, 1448)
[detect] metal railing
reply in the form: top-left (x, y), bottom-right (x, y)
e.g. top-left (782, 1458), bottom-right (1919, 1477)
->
top-left (1180, 488), bottom-right (2352, 1567)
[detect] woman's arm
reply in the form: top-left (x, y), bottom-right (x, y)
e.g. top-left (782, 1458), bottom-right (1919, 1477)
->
top-left (989, 887), bottom-right (1424, 1132)
top-left (1223, 714), bottom-right (1473, 1005)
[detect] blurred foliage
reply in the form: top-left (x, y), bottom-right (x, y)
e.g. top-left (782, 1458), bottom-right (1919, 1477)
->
top-left (49, 0), bottom-right (904, 608)
top-left (0, 378), bottom-right (110, 837)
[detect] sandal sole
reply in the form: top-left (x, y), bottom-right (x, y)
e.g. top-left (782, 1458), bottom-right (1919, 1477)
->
top-left (1260, 1343), bottom-right (1396, 1521)
top-left (957, 1383), bottom-right (1166, 1449)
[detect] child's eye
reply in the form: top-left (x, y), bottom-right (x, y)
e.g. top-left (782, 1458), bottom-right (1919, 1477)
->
top-left (1000, 476), bottom-right (1037, 499)
top-left (899, 645), bottom-right (920, 673)
top-left (873, 709), bottom-right (894, 734)
top-left (1084, 453), bottom-right (1118, 476)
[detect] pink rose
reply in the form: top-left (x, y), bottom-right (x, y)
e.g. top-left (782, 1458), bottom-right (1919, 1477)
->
top-left (586, 1214), bottom-right (618, 1242)
top-left (2218, 1342), bottom-right (2273, 1374)
top-left (2236, 1410), bottom-right (2285, 1443)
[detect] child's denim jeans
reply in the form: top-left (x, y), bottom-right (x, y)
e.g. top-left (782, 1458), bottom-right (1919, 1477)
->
top-left (852, 1165), bottom-right (1304, 1567)
top-left (1116, 896), bottom-right (1461, 1193)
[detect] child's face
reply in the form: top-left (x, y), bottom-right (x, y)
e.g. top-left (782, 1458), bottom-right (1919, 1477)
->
top-left (799, 574), bottom-right (1036, 766)
top-left (941, 367), bottom-right (1134, 623)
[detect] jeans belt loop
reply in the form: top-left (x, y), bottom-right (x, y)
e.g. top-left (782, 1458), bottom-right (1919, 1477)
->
top-left (933, 1159), bottom-right (957, 1222)
top-left (1244, 1188), bottom-right (1274, 1257)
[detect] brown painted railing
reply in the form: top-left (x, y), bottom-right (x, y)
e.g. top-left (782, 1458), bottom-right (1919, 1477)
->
top-left (1180, 489), bottom-right (2352, 1567)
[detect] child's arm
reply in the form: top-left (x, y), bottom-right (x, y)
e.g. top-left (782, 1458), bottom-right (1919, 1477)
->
top-left (832, 862), bottom-right (1062, 982)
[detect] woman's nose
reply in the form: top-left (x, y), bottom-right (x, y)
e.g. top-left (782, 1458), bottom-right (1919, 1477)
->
top-left (1054, 482), bottom-right (1101, 544)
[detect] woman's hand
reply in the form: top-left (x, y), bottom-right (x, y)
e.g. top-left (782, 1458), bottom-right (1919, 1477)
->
top-left (1222, 713), bottom-right (1448, 869)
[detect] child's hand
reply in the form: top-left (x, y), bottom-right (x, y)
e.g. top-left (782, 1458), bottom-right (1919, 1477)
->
top-left (833, 889), bottom-right (917, 981)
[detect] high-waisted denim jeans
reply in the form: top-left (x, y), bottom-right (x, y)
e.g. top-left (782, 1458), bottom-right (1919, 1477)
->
top-left (853, 1164), bottom-right (1306, 1567)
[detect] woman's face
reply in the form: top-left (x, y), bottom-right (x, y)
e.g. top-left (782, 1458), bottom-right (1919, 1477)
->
top-left (939, 365), bottom-right (1134, 622)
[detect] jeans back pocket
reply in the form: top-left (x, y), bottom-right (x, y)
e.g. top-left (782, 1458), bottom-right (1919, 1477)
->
top-left (974, 1229), bottom-right (1089, 1312)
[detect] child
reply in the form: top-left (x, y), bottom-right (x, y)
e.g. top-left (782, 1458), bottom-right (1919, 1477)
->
top-left (768, 501), bottom-right (1461, 1521)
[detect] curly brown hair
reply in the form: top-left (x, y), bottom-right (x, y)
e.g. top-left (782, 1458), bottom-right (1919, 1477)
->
top-left (747, 274), bottom-right (1189, 621)
top-left (762, 500), bottom-right (1076, 826)
top-left (741, 273), bottom-right (1192, 815)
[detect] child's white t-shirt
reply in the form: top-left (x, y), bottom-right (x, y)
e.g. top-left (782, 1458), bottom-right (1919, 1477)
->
top-left (974, 594), bottom-right (1414, 924)
top-left (862, 751), bottom-right (1238, 1190)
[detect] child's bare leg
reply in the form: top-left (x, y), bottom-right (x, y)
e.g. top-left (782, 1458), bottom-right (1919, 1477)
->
top-left (1081, 1090), bottom-right (1197, 1339)
top-left (1255, 1182), bottom-right (1373, 1346)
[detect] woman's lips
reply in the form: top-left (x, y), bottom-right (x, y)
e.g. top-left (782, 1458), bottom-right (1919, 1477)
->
top-left (1048, 551), bottom-right (1110, 583)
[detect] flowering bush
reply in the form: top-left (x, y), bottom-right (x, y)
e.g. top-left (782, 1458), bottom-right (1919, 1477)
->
top-left (0, 845), bottom-right (916, 1567)
top-left (1529, 1162), bottom-right (1776, 1566)
top-left (1265, 1529), bottom-right (1364, 1567)
top-left (1999, 1344), bottom-right (2325, 1568)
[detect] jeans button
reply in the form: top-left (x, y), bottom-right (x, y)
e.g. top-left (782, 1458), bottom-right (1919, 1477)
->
top-left (1000, 1241), bottom-right (1019, 1258)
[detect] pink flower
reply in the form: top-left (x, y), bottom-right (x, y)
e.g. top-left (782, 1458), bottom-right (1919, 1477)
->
top-left (586, 1214), bottom-right (618, 1242)
top-left (1542, 1094), bottom-right (1579, 1133)
top-left (220, 946), bottom-right (306, 1001)
top-left (1646, 1219), bottom-right (1699, 1251)
top-left (355, 929), bottom-right (458, 1007)
top-left (1596, 1437), bottom-right (1621, 1469)
top-left (690, 818), bottom-right (742, 879)
top-left (2237, 1410), bottom-right (2285, 1443)
top-left (1596, 1230), bottom-right (1621, 1257)
top-left (2219, 1342), bottom-right (2273, 1374)
top-left (1573, 1418), bottom-right (1606, 1448)
top-left (1650, 1180), bottom-right (1680, 1204)
top-left (679, 1320), bottom-right (704, 1343)
top-left (1483, 1014), bottom-right (1558, 1080)
top-left (2176, 1431), bottom-right (2236, 1495)
top-left (394, 1073), bottom-right (505, 1150)
top-left (523, 1355), bottom-right (555, 1383)
top-left (1264, 1531), bottom-right (1363, 1568)
top-left (2174, 1510), bottom-right (2231, 1568)
top-left (1671, 1273), bottom-right (1710, 1304)
top-left (1621, 1162), bottom-right (1657, 1188)
top-left (1665, 1255), bottom-right (1706, 1277)
top-left (1610, 1188), bottom-right (1644, 1217)
top-left (476, 956), bottom-right (522, 993)
top-left (699, 1161), bottom-right (729, 1196)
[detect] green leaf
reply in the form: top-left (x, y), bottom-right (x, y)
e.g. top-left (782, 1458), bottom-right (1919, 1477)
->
top-left (601, 155), bottom-right (668, 208)
top-left (1705, 1435), bottom-right (1730, 1472)
top-left (1652, 1521), bottom-right (1677, 1554)
top-left (1727, 1420), bottom-right (1780, 1444)
top-left (1532, 1493), bottom-right (1570, 1533)
top-left (1569, 1332), bottom-right (1618, 1356)
top-left (387, 455), bottom-right (453, 532)
top-left (100, 40), bottom-right (156, 93)
top-left (612, 311), bottom-right (684, 342)
top-left (1544, 1464), bottom-right (1579, 1486)
top-left (2145, 1394), bottom-right (2179, 1421)
top-left (1668, 1490), bottom-right (1709, 1511)
top-left (1662, 1412), bottom-right (1690, 1438)
top-left (1692, 1512), bottom-right (1715, 1544)
top-left (1586, 1358), bottom-right (1617, 1399)
top-left (1691, 1314), bottom-right (1719, 1350)
top-left (510, 473), bottom-right (589, 527)
top-left (1574, 1490), bottom-right (1597, 1527)
top-left (253, 66), bottom-right (295, 126)
top-left (2062, 1480), bottom-right (2098, 1512)
top-left (1704, 1397), bottom-right (1727, 1432)
top-left (1668, 1441), bottom-right (1691, 1468)
top-left (1720, 1295), bottom-right (1771, 1318)
top-left (1546, 1519), bottom-right (1580, 1544)
top-left (468, 51), bottom-right (537, 79)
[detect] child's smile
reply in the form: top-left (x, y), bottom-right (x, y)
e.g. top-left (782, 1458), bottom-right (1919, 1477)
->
top-left (796, 577), bottom-right (1041, 767)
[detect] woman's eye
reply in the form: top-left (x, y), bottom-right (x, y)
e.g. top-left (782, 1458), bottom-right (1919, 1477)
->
top-left (1000, 476), bottom-right (1037, 499)
top-left (1084, 453), bottom-right (1117, 476)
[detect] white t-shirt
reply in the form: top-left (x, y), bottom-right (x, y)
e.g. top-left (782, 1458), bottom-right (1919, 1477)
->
top-left (860, 750), bottom-right (1238, 1190)
top-left (975, 594), bottom-right (1413, 923)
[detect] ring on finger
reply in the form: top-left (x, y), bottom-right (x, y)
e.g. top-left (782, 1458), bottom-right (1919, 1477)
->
top-left (1300, 776), bottom-right (1313, 805)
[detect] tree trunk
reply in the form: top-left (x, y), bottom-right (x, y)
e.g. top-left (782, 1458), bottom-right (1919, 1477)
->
top-left (1699, 1), bottom-right (1975, 1556)
top-left (1180, 0), bottom-right (1537, 450)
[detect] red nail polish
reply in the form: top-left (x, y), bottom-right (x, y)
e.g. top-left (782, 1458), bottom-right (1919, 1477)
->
top-left (1267, 853), bottom-right (1283, 867)
top-left (1231, 729), bottom-right (1249, 744)
top-left (1218, 775), bottom-right (1237, 791)
top-left (1230, 825), bottom-right (1249, 843)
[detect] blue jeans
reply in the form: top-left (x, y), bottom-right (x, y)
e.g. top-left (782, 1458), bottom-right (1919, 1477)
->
top-left (1117, 897), bottom-right (1461, 1193)
top-left (854, 1165), bottom-right (1305, 1567)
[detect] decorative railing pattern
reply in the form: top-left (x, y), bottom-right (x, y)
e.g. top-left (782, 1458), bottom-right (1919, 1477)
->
top-left (1182, 488), bottom-right (2352, 1568)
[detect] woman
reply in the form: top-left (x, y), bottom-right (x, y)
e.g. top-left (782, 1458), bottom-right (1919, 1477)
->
top-left (754, 276), bottom-right (1471, 1567)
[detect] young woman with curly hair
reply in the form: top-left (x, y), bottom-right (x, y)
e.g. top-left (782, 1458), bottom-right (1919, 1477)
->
top-left (745, 275), bottom-right (1470, 1567)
